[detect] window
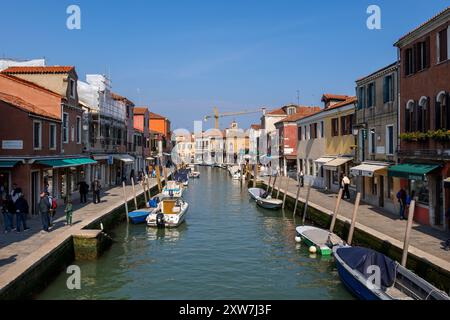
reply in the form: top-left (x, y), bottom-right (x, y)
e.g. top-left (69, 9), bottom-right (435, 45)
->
top-left (416, 40), bottom-right (429, 71)
top-left (405, 48), bottom-right (414, 76)
top-left (383, 75), bottom-right (394, 103)
top-left (69, 79), bottom-right (76, 98)
top-left (62, 113), bottom-right (69, 143)
top-left (331, 118), bottom-right (339, 137)
top-left (287, 107), bottom-right (296, 115)
top-left (369, 129), bottom-right (376, 154)
top-left (310, 123), bottom-right (318, 139)
top-left (341, 116), bottom-right (347, 136)
top-left (76, 116), bottom-right (81, 144)
top-left (309, 159), bottom-right (314, 176)
top-left (298, 126), bottom-right (302, 141)
top-left (437, 28), bottom-right (448, 63)
top-left (367, 82), bottom-right (375, 107)
top-left (410, 179), bottom-right (429, 205)
top-left (320, 121), bottom-right (324, 138)
top-left (357, 86), bottom-right (366, 109)
top-left (436, 93), bottom-right (449, 130)
top-left (370, 177), bottom-right (377, 195)
top-left (405, 101), bottom-right (415, 132)
top-left (340, 115), bottom-right (353, 136)
top-left (49, 124), bottom-right (56, 150)
top-left (33, 121), bottom-right (42, 149)
top-left (386, 125), bottom-right (394, 155)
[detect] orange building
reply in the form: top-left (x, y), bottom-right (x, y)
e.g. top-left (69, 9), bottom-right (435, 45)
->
top-left (149, 111), bottom-right (171, 154)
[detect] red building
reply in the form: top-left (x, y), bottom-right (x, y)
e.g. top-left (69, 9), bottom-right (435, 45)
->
top-left (133, 107), bottom-right (151, 173)
top-left (393, 7), bottom-right (450, 230)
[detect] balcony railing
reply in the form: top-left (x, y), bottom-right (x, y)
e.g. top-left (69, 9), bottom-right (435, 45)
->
top-left (397, 148), bottom-right (450, 160)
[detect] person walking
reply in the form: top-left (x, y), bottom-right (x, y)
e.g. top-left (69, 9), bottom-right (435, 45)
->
top-left (342, 174), bottom-right (351, 200)
top-left (91, 179), bottom-right (101, 204)
top-left (299, 170), bottom-right (304, 188)
top-left (2, 195), bottom-right (14, 233)
top-left (10, 183), bottom-right (22, 204)
top-left (78, 181), bottom-right (89, 204)
top-left (14, 194), bottom-right (30, 232)
top-left (396, 187), bottom-right (407, 220)
top-left (39, 192), bottom-right (51, 232)
top-left (65, 198), bottom-right (73, 226)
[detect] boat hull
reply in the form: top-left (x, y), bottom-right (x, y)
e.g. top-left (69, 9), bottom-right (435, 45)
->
top-left (295, 226), bottom-right (343, 256)
top-left (146, 203), bottom-right (189, 228)
top-left (256, 198), bottom-right (283, 210)
top-left (128, 209), bottom-right (154, 225)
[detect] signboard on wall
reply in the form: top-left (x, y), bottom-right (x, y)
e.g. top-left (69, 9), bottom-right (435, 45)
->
top-left (284, 148), bottom-right (294, 155)
top-left (2, 140), bottom-right (23, 150)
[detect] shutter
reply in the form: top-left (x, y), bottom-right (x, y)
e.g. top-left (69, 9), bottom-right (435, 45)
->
top-left (373, 82), bottom-right (376, 106)
top-left (426, 37), bottom-right (431, 68)
top-left (446, 94), bottom-right (450, 130)
top-left (435, 99), bottom-right (441, 130)
top-left (443, 28), bottom-right (448, 61)
top-left (405, 106), bottom-right (411, 132)
top-left (383, 77), bottom-right (388, 103)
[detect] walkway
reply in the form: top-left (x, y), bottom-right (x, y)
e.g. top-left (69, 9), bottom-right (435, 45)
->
top-left (259, 175), bottom-right (450, 270)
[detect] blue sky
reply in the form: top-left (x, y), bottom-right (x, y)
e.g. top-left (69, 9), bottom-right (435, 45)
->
top-left (0, 0), bottom-right (448, 130)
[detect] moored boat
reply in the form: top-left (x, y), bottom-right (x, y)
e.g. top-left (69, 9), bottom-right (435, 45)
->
top-left (189, 171), bottom-right (200, 178)
top-left (248, 188), bottom-right (266, 200)
top-left (255, 196), bottom-right (283, 210)
top-left (162, 181), bottom-right (184, 198)
top-left (146, 197), bottom-right (189, 228)
top-left (295, 226), bottom-right (344, 256)
top-left (333, 246), bottom-right (450, 300)
top-left (128, 209), bottom-right (155, 224)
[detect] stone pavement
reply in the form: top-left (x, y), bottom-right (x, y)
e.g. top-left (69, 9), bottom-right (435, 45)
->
top-left (259, 175), bottom-right (450, 269)
top-left (0, 180), bottom-right (152, 278)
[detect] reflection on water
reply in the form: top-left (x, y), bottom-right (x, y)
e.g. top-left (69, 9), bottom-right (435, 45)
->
top-left (37, 167), bottom-right (353, 300)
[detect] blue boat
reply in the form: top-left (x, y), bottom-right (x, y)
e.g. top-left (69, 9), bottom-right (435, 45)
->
top-left (333, 246), bottom-right (450, 300)
top-left (128, 209), bottom-right (153, 224)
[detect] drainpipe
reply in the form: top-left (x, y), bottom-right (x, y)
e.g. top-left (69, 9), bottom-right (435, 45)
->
top-left (396, 47), bottom-right (401, 163)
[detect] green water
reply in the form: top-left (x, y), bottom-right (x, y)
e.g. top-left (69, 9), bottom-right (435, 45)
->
top-left (37, 167), bottom-right (353, 300)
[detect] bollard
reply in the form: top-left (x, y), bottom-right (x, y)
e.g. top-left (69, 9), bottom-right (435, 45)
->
top-left (402, 200), bottom-right (416, 267)
top-left (122, 182), bottom-right (129, 223)
top-left (347, 192), bottom-right (361, 245)
top-left (131, 177), bottom-right (138, 210)
top-left (330, 189), bottom-right (344, 233)
top-left (282, 176), bottom-right (291, 209)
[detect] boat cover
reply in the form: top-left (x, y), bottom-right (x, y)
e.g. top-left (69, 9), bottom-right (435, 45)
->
top-left (174, 172), bottom-right (189, 182)
top-left (336, 247), bottom-right (396, 288)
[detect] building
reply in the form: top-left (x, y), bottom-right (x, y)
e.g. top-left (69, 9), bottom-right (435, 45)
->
top-left (352, 63), bottom-right (399, 214)
top-left (149, 111), bottom-right (171, 155)
top-left (297, 95), bottom-right (357, 191)
top-left (0, 67), bottom-right (94, 205)
top-left (274, 106), bottom-right (321, 176)
top-left (133, 107), bottom-right (151, 173)
top-left (393, 7), bottom-right (450, 229)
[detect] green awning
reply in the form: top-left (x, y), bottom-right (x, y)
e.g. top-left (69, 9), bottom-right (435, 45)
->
top-left (388, 163), bottom-right (440, 181)
top-left (0, 161), bottom-right (19, 168)
top-left (36, 158), bottom-right (97, 169)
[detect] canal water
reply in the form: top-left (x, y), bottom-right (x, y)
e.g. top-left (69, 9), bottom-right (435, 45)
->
top-left (38, 167), bottom-right (353, 300)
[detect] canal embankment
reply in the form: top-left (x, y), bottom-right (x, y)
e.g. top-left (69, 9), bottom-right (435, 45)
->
top-left (253, 174), bottom-right (450, 293)
top-left (0, 174), bottom-right (171, 300)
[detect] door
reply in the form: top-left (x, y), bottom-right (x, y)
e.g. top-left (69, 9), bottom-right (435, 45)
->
top-left (379, 176), bottom-right (384, 208)
top-left (31, 171), bottom-right (40, 215)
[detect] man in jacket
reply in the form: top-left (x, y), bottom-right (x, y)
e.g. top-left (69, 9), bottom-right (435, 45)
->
top-left (91, 180), bottom-right (101, 204)
top-left (14, 194), bottom-right (30, 232)
top-left (39, 192), bottom-right (51, 232)
top-left (78, 181), bottom-right (89, 204)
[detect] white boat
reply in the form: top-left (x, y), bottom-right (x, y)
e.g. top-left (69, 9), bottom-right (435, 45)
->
top-left (189, 171), bottom-right (200, 178)
top-left (182, 180), bottom-right (189, 187)
top-left (295, 225), bottom-right (344, 256)
top-left (232, 172), bottom-right (241, 180)
top-left (162, 181), bottom-right (183, 198)
top-left (256, 197), bottom-right (283, 210)
top-left (248, 188), bottom-right (266, 200)
top-left (146, 197), bottom-right (189, 228)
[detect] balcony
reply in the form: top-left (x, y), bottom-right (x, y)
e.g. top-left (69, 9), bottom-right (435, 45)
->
top-left (398, 148), bottom-right (450, 160)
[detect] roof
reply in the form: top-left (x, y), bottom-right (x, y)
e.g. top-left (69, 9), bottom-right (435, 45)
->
top-left (0, 92), bottom-right (60, 121)
top-left (356, 62), bottom-right (398, 83)
top-left (250, 124), bottom-right (262, 130)
top-left (134, 107), bottom-right (149, 115)
top-left (0, 73), bottom-right (63, 98)
top-left (395, 7), bottom-right (450, 46)
top-left (275, 106), bottom-right (322, 125)
top-left (111, 92), bottom-right (135, 106)
top-left (2, 66), bottom-right (75, 74)
top-left (326, 96), bottom-right (357, 110)
top-left (149, 111), bottom-right (166, 120)
top-left (322, 94), bottom-right (350, 102)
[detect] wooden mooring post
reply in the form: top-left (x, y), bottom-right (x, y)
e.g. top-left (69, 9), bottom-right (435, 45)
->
top-left (347, 192), bottom-right (361, 245)
top-left (329, 189), bottom-right (344, 233)
top-left (155, 166), bottom-right (162, 192)
top-left (271, 174), bottom-right (277, 196)
top-left (267, 175), bottom-right (272, 192)
top-left (253, 164), bottom-right (258, 188)
top-left (142, 178), bottom-right (148, 207)
top-left (131, 177), bottom-right (138, 210)
top-left (276, 174), bottom-right (282, 199)
top-left (122, 182), bottom-right (129, 223)
top-left (402, 200), bottom-right (416, 267)
top-left (293, 175), bottom-right (301, 217)
top-left (282, 176), bottom-right (290, 209)
top-left (302, 184), bottom-right (312, 225)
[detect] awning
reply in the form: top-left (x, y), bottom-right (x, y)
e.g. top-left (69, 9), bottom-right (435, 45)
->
top-left (0, 161), bottom-right (20, 168)
top-left (444, 177), bottom-right (450, 188)
top-left (113, 155), bottom-right (135, 163)
top-left (146, 157), bottom-right (155, 160)
top-left (93, 155), bottom-right (110, 160)
top-left (388, 163), bottom-right (441, 181)
top-left (36, 158), bottom-right (97, 169)
top-left (315, 157), bottom-right (336, 165)
top-left (323, 157), bottom-right (353, 171)
top-left (350, 163), bottom-right (389, 177)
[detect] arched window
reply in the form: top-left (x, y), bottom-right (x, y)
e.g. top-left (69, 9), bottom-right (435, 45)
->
top-left (436, 91), bottom-right (449, 130)
top-left (405, 100), bottom-right (415, 132)
top-left (418, 96), bottom-right (429, 132)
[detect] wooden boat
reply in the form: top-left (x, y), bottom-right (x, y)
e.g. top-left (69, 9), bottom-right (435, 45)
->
top-left (189, 171), bottom-right (200, 178)
top-left (162, 181), bottom-right (183, 198)
top-left (295, 226), bottom-right (344, 256)
top-left (333, 246), bottom-right (450, 300)
top-left (146, 197), bottom-right (189, 228)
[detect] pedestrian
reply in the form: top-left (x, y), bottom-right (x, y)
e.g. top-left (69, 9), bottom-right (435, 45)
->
top-left (10, 183), bottom-right (22, 203)
top-left (47, 193), bottom-right (57, 227)
top-left (78, 180), bottom-right (89, 204)
top-left (91, 179), bottom-right (101, 204)
top-left (342, 174), bottom-right (351, 200)
top-left (396, 187), bottom-right (407, 220)
top-left (299, 170), bottom-right (304, 187)
top-left (38, 192), bottom-right (51, 232)
top-left (406, 190), bottom-right (416, 215)
top-left (130, 169), bottom-right (135, 182)
top-left (65, 198), bottom-right (73, 226)
top-left (14, 194), bottom-right (30, 232)
top-left (1, 195), bottom-right (14, 233)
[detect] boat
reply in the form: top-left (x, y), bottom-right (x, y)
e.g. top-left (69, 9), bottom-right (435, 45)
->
top-left (189, 171), bottom-right (200, 178)
top-left (232, 172), bottom-right (241, 180)
top-left (256, 197), bottom-right (283, 210)
top-left (333, 246), bottom-right (450, 300)
top-left (127, 194), bottom-right (162, 224)
top-left (248, 188), bottom-right (266, 200)
top-left (162, 181), bottom-right (184, 197)
top-left (295, 225), bottom-right (344, 256)
top-left (146, 197), bottom-right (189, 228)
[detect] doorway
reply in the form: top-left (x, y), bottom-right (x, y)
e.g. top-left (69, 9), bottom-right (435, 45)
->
top-left (31, 171), bottom-right (40, 215)
top-left (379, 176), bottom-right (385, 208)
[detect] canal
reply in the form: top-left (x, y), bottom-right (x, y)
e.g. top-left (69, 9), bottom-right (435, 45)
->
top-left (37, 167), bottom-right (353, 300)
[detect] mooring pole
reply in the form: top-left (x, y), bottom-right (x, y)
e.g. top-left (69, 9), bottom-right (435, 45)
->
top-left (271, 174), bottom-right (277, 196)
top-left (293, 175), bottom-right (301, 217)
top-left (142, 178), bottom-right (148, 207)
top-left (401, 200), bottom-right (416, 267)
top-left (131, 177), bottom-right (138, 210)
top-left (330, 189), bottom-right (344, 233)
top-left (146, 176), bottom-right (152, 199)
top-left (276, 173), bottom-right (282, 199)
top-left (267, 174), bottom-right (272, 192)
top-left (302, 184), bottom-right (312, 225)
top-left (282, 176), bottom-right (291, 209)
top-left (122, 181), bottom-right (129, 223)
top-left (347, 192), bottom-right (361, 245)
top-left (156, 166), bottom-right (162, 192)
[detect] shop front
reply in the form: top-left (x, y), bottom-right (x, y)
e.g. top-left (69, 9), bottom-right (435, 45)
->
top-left (388, 163), bottom-right (443, 228)
top-left (323, 156), bottom-right (353, 193)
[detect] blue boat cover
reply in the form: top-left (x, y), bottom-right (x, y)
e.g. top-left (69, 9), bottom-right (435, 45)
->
top-left (336, 247), bottom-right (397, 288)
top-left (174, 171), bottom-right (189, 182)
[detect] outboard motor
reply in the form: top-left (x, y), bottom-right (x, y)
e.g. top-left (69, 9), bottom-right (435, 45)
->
top-left (156, 212), bottom-right (165, 228)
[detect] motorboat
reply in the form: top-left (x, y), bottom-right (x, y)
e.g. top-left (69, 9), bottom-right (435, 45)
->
top-left (228, 165), bottom-right (240, 176)
top-left (162, 181), bottom-right (183, 198)
top-left (256, 197), bottom-right (283, 210)
top-left (333, 246), bottom-right (450, 300)
top-left (127, 194), bottom-right (162, 224)
top-left (189, 171), bottom-right (200, 178)
top-left (248, 188), bottom-right (266, 200)
top-left (146, 197), bottom-right (189, 228)
top-left (232, 172), bottom-right (241, 180)
top-left (295, 225), bottom-right (344, 256)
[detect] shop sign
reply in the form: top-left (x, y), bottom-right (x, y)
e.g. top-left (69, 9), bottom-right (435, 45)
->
top-left (2, 140), bottom-right (23, 150)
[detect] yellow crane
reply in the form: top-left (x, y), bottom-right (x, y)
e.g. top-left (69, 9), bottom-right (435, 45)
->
top-left (204, 107), bottom-right (266, 129)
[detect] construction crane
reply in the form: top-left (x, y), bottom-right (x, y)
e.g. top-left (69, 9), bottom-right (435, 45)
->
top-left (204, 107), bottom-right (266, 129)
